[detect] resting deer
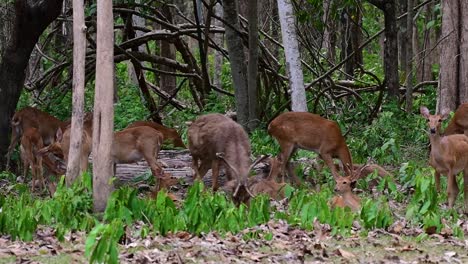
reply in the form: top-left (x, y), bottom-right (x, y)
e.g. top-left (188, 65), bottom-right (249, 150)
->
top-left (20, 127), bottom-right (45, 191)
top-left (188, 114), bottom-right (257, 203)
top-left (330, 175), bottom-right (361, 212)
top-left (268, 112), bottom-right (353, 184)
top-left (420, 106), bottom-right (468, 211)
top-left (7, 107), bottom-right (69, 169)
top-left (444, 103), bottom-right (468, 136)
top-left (127, 121), bottom-right (186, 148)
top-left (250, 157), bottom-right (286, 200)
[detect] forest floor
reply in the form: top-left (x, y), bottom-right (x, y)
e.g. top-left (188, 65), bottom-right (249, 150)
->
top-left (1, 150), bottom-right (468, 263)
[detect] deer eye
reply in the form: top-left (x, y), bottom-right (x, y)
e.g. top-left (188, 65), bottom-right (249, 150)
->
top-left (343, 181), bottom-right (347, 184)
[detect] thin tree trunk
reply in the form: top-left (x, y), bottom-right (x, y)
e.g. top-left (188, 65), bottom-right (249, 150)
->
top-left (459, 0), bottom-right (468, 103)
top-left (438, 0), bottom-right (459, 113)
top-left (160, 5), bottom-right (177, 96)
top-left (247, 0), bottom-right (259, 131)
top-left (93, 0), bottom-right (115, 212)
top-left (277, 0), bottom-right (307, 112)
top-left (212, 2), bottom-right (224, 91)
top-left (398, 0), bottom-right (408, 74)
top-left (222, 0), bottom-right (249, 127)
top-left (368, 0), bottom-right (399, 98)
top-left (405, 0), bottom-right (414, 112)
top-left (67, 0), bottom-right (87, 184)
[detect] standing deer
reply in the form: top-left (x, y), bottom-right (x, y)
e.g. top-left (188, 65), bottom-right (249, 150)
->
top-left (20, 127), bottom-right (45, 191)
top-left (444, 103), bottom-right (468, 136)
top-left (37, 113), bottom-right (94, 175)
top-left (7, 107), bottom-right (69, 169)
top-left (188, 114), bottom-right (256, 202)
top-left (420, 106), bottom-right (468, 212)
top-left (126, 121), bottom-right (186, 148)
top-left (268, 112), bottom-right (353, 184)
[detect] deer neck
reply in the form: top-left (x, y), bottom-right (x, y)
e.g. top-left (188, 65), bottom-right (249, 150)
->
top-left (429, 132), bottom-right (444, 152)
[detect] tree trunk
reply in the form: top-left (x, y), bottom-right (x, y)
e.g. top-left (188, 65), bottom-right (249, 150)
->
top-left (222, 0), bottom-right (249, 128)
top-left (277, 0), bottom-right (307, 112)
top-left (459, 0), bottom-right (468, 104)
top-left (93, 0), bottom-right (115, 213)
top-left (438, 0), bottom-right (460, 113)
top-left (0, 0), bottom-right (63, 169)
top-left (127, 0), bottom-right (145, 85)
top-left (404, 0), bottom-right (414, 112)
top-left (322, 0), bottom-right (334, 62)
top-left (368, 0), bottom-right (399, 98)
top-left (159, 5), bottom-right (177, 96)
top-left (398, 0), bottom-right (407, 74)
top-left (212, 2), bottom-right (224, 91)
top-left (66, 0), bottom-right (87, 184)
top-left (247, 0), bottom-right (259, 131)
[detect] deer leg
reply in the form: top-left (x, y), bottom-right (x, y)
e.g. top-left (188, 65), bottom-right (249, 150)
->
top-left (434, 171), bottom-right (441, 192)
top-left (286, 162), bottom-right (302, 185)
top-left (464, 169), bottom-right (468, 214)
top-left (278, 142), bottom-right (295, 183)
top-left (6, 134), bottom-right (20, 170)
top-left (447, 169), bottom-right (459, 208)
top-left (322, 153), bottom-right (340, 179)
top-left (37, 157), bottom-right (45, 192)
top-left (211, 159), bottom-right (220, 191)
top-left (196, 159), bottom-right (212, 181)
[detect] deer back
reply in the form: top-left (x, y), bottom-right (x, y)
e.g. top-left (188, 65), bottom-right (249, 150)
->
top-left (112, 126), bottom-right (163, 163)
top-left (188, 114), bottom-right (251, 180)
top-left (444, 103), bottom-right (468, 135)
top-left (127, 120), bottom-right (185, 148)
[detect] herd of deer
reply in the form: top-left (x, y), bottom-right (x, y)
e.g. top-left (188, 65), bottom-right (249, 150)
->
top-left (6, 103), bottom-right (468, 212)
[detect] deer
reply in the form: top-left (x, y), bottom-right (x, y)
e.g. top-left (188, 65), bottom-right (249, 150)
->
top-left (126, 121), bottom-right (186, 148)
top-left (443, 103), bottom-right (468, 136)
top-left (268, 112), bottom-right (353, 184)
top-left (250, 157), bottom-right (286, 200)
top-left (6, 107), bottom-right (69, 169)
top-left (420, 106), bottom-right (468, 212)
top-left (37, 112), bottom-right (94, 174)
top-left (19, 127), bottom-right (45, 192)
top-left (330, 175), bottom-right (361, 212)
top-left (188, 113), bottom-right (259, 203)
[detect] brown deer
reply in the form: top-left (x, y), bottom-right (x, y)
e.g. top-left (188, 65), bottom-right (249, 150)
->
top-left (420, 106), bottom-right (468, 211)
top-left (330, 175), bottom-right (361, 212)
top-left (20, 127), bottom-right (45, 191)
top-left (127, 121), bottom-right (186, 148)
top-left (444, 103), bottom-right (468, 136)
top-left (268, 112), bottom-right (353, 184)
top-left (37, 113), bottom-right (94, 174)
top-left (7, 107), bottom-right (69, 169)
top-left (188, 114), bottom-right (257, 203)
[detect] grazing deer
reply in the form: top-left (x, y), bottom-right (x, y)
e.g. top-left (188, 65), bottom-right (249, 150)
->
top-left (7, 107), bottom-right (69, 169)
top-left (127, 121), bottom-right (186, 148)
top-left (444, 103), bottom-right (468, 136)
top-left (20, 127), bottom-right (45, 192)
top-left (268, 112), bottom-right (353, 184)
top-left (420, 106), bottom-right (468, 211)
top-left (330, 175), bottom-right (361, 212)
top-left (188, 114), bottom-right (257, 202)
top-left (38, 113), bottom-right (94, 174)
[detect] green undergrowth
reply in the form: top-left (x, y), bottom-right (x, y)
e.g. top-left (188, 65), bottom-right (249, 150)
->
top-left (1, 158), bottom-right (466, 263)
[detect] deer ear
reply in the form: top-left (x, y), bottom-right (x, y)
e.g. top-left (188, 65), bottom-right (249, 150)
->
top-left (56, 128), bottom-right (63, 141)
top-left (420, 106), bottom-right (430, 118)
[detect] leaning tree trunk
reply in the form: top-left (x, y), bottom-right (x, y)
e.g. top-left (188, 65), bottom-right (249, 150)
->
top-left (0, 0), bottom-right (63, 169)
top-left (159, 5), bottom-right (177, 96)
top-left (92, 0), bottom-right (115, 213)
top-left (368, 0), bottom-right (399, 98)
top-left (437, 0), bottom-right (460, 113)
top-left (66, 0), bottom-right (87, 184)
top-left (277, 0), bottom-right (307, 112)
top-left (247, 0), bottom-right (259, 131)
top-left (222, 0), bottom-right (249, 128)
